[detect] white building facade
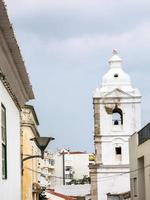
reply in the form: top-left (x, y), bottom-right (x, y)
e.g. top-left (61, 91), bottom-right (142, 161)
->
top-left (90, 50), bottom-right (141, 200)
top-left (40, 151), bottom-right (55, 188)
top-left (40, 150), bottom-right (93, 187)
top-left (129, 123), bottom-right (150, 200)
top-left (55, 150), bottom-right (92, 186)
top-left (0, 1), bottom-right (34, 199)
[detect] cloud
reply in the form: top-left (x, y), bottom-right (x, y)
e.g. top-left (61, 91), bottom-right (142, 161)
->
top-left (5, 0), bottom-right (150, 40)
top-left (5, 0), bottom-right (150, 16)
top-left (17, 21), bottom-right (150, 62)
top-left (4, 0), bottom-right (150, 151)
top-left (4, 0), bottom-right (122, 16)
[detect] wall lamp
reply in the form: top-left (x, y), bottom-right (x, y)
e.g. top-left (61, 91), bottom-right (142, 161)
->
top-left (22, 136), bottom-right (55, 162)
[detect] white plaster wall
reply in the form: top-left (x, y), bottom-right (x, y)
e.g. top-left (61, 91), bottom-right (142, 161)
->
top-left (54, 153), bottom-right (64, 186)
top-left (100, 101), bottom-right (141, 166)
top-left (66, 154), bottom-right (89, 179)
top-left (101, 136), bottom-right (129, 165)
top-left (139, 141), bottom-right (150, 200)
top-left (0, 81), bottom-right (21, 200)
top-left (53, 153), bottom-right (90, 186)
top-left (97, 171), bottom-right (130, 200)
top-left (129, 133), bottom-right (138, 174)
top-left (100, 102), bottom-right (141, 137)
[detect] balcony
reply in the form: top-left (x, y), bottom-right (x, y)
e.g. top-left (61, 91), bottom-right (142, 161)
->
top-left (138, 123), bottom-right (150, 145)
top-left (65, 173), bottom-right (73, 179)
top-left (42, 159), bottom-right (55, 169)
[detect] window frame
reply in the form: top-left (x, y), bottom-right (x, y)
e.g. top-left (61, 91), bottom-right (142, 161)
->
top-left (1, 104), bottom-right (7, 180)
top-left (133, 177), bottom-right (138, 197)
top-left (112, 107), bottom-right (123, 125)
top-left (115, 147), bottom-right (122, 155)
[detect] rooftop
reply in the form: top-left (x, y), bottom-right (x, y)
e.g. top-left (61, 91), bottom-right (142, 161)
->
top-left (0, 0), bottom-right (34, 106)
top-left (138, 123), bottom-right (150, 145)
top-left (93, 50), bottom-right (142, 99)
top-left (47, 189), bottom-right (77, 200)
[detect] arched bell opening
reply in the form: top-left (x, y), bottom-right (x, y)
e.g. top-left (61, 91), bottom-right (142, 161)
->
top-left (112, 106), bottom-right (123, 125)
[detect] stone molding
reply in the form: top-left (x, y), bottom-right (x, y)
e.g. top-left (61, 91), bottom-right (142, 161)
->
top-left (0, 72), bottom-right (20, 109)
top-left (93, 97), bottom-right (141, 104)
top-left (22, 105), bottom-right (39, 125)
top-left (98, 164), bottom-right (129, 169)
top-left (21, 123), bottom-right (39, 138)
top-left (21, 106), bottom-right (39, 137)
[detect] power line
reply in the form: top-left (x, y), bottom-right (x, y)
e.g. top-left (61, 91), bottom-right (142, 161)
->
top-left (24, 167), bottom-right (64, 180)
top-left (23, 163), bottom-right (150, 183)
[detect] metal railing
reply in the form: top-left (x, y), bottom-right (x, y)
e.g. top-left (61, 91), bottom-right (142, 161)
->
top-left (138, 123), bottom-right (150, 145)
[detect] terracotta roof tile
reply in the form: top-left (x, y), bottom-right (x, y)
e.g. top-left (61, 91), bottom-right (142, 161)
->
top-left (47, 189), bottom-right (77, 200)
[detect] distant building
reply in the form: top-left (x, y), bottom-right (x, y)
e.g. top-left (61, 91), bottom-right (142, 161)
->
top-left (91, 50), bottom-right (141, 200)
top-left (39, 149), bottom-right (94, 187)
top-left (40, 151), bottom-right (55, 188)
top-left (54, 150), bottom-right (94, 186)
top-left (129, 123), bottom-right (150, 200)
top-left (0, 1), bottom-right (34, 199)
top-left (107, 191), bottom-right (130, 200)
top-left (21, 105), bottom-right (41, 200)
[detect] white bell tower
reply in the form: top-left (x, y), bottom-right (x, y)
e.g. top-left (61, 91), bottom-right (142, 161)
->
top-left (90, 50), bottom-right (141, 200)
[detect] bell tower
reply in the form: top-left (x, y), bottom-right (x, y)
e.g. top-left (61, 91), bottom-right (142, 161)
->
top-left (90, 50), bottom-right (141, 200)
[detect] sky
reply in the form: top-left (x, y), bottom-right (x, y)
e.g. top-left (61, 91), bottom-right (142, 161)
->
top-left (4, 0), bottom-right (150, 152)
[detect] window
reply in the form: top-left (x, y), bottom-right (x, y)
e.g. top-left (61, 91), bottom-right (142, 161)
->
top-left (133, 177), bottom-right (137, 197)
top-left (65, 166), bottom-right (72, 171)
top-left (114, 73), bottom-right (119, 78)
top-left (65, 173), bottom-right (73, 179)
top-left (115, 147), bottom-right (122, 163)
top-left (49, 159), bottom-right (55, 166)
top-left (1, 104), bottom-right (7, 179)
top-left (112, 107), bottom-right (123, 125)
top-left (115, 147), bottom-right (122, 155)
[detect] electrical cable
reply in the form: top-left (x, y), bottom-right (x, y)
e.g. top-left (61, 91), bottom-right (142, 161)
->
top-left (23, 163), bottom-right (150, 183)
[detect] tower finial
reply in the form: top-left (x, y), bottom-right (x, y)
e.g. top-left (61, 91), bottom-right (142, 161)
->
top-left (112, 49), bottom-right (118, 55)
top-left (109, 49), bottom-right (122, 68)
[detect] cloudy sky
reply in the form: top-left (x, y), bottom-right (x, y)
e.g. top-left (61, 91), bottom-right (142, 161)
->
top-left (5, 0), bottom-right (150, 152)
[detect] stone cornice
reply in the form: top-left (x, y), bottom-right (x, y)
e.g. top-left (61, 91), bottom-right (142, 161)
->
top-left (93, 98), bottom-right (141, 104)
top-left (90, 164), bottom-right (129, 170)
top-left (99, 134), bottom-right (130, 137)
top-left (21, 106), bottom-right (40, 137)
top-left (99, 164), bottom-right (129, 168)
top-left (0, 72), bottom-right (20, 109)
top-left (89, 163), bottom-right (101, 170)
top-left (21, 122), bottom-right (39, 138)
top-left (22, 105), bottom-right (39, 125)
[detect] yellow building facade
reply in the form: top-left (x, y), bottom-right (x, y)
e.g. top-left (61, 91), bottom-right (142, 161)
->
top-left (21, 105), bottom-right (41, 200)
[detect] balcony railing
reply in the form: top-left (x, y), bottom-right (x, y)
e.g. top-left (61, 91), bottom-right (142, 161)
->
top-left (138, 123), bottom-right (150, 145)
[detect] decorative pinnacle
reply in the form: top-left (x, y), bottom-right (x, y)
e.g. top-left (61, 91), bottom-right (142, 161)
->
top-left (109, 49), bottom-right (122, 68)
top-left (112, 49), bottom-right (118, 55)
